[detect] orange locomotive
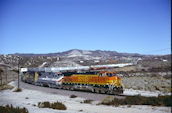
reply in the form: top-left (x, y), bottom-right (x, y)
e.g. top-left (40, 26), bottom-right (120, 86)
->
top-left (62, 71), bottom-right (123, 94)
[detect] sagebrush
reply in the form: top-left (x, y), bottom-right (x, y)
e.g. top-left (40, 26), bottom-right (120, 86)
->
top-left (101, 95), bottom-right (171, 106)
top-left (38, 101), bottom-right (67, 110)
top-left (0, 104), bottom-right (28, 113)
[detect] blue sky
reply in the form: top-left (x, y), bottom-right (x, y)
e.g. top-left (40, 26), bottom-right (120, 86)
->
top-left (0, 0), bottom-right (171, 55)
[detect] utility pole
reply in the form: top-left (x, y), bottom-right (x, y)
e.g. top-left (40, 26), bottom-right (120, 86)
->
top-left (0, 69), bottom-right (2, 85)
top-left (6, 67), bottom-right (7, 84)
top-left (18, 56), bottom-right (20, 89)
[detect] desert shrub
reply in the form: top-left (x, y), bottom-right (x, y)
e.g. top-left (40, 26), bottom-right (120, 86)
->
top-left (51, 101), bottom-right (67, 110)
top-left (164, 75), bottom-right (171, 79)
top-left (81, 99), bottom-right (93, 104)
top-left (38, 101), bottom-right (51, 108)
top-left (157, 96), bottom-right (171, 106)
top-left (70, 95), bottom-right (77, 98)
top-left (0, 104), bottom-right (28, 113)
top-left (79, 109), bottom-right (83, 112)
top-left (38, 101), bottom-right (66, 110)
top-left (101, 96), bottom-right (115, 104)
top-left (25, 97), bottom-right (29, 99)
top-left (101, 95), bottom-right (171, 106)
top-left (13, 88), bottom-right (22, 92)
top-left (32, 104), bottom-right (36, 107)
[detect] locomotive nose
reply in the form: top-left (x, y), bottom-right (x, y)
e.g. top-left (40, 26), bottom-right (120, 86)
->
top-left (113, 76), bottom-right (122, 87)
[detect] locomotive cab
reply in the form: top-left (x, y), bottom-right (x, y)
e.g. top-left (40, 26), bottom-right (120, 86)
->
top-left (98, 71), bottom-right (122, 88)
top-left (99, 71), bottom-right (117, 77)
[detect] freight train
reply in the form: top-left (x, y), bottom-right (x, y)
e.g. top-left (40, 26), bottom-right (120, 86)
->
top-left (20, 64), bottom-right (133, 95)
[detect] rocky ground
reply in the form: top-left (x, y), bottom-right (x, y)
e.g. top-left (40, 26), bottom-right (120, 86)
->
top-left (0, 66), bottom-right (18, 85)
top-left (122, 76), bottom-right (171, 94)
top-left (0, 81), bottom-right (171, 113)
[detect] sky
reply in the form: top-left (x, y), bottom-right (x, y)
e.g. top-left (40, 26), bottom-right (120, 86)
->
top-left (0, 0), bottom-right (171, 55)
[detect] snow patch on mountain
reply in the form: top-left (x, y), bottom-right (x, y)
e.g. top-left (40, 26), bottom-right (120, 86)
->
top-left (82, 50), bottom-right (92, 55)
top-left (67, 50), bottom-right (93, 57)
top-left (67, 50), bottom-right (83, 57)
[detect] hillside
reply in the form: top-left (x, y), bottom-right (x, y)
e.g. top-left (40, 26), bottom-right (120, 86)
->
top-left (0, 49), bottom-right (171, 69)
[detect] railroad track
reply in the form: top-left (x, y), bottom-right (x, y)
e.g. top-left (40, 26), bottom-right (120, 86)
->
top-left (17, 81), bottom-right (126, 101)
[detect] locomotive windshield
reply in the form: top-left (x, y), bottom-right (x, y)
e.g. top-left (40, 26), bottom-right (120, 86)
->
top-left (106, 72), bottom-right (117, 77)
top-left (106, 73), bottom-right (113, 77)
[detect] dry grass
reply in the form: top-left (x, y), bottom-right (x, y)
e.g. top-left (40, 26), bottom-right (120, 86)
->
top-left (0, 104), bottom-right (28, 113)
top-left (0, 84), bottom-right (14, 91)
top-left (13, 88), bottom-right (22, 92)
top-left (101, 95), bottom-right (171, 106)
top-left (80, 99), bottom-right (93, 104)
top-left (70, 94), bottom-right (77, 98)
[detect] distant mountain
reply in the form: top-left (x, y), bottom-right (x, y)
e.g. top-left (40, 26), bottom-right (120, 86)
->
top-left (13, 49), bottom-right (144, 57)
top-left (0, 49), bottom-right (171, 69)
